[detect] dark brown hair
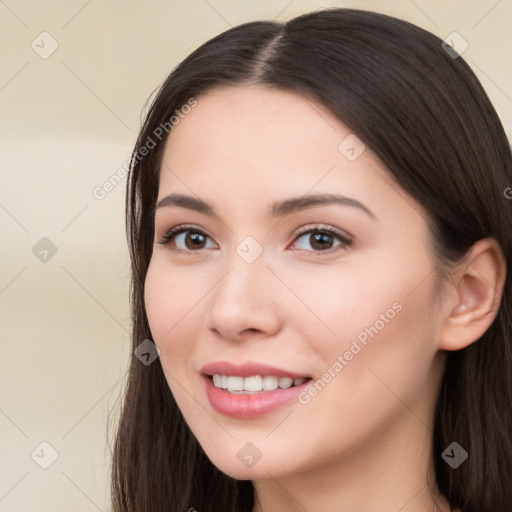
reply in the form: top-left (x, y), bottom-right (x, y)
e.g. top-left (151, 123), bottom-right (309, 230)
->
top-left (110, 7), bottom-right (512, 511)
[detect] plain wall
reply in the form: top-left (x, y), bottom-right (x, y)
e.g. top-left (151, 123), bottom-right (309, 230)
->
top-left (1, 1), bottom-right (511, 510)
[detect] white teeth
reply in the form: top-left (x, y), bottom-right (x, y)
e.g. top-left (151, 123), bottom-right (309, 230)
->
top-left (278, 377), bottom-right (293, 389)
top-left (244, 375), bottom-right (263, 391)
top-left (262, 375), bottom-right (279, 391)
top-left (211, 374), bottom-right (309, 393)
top-left (227, 376), bottom-right (244, 391)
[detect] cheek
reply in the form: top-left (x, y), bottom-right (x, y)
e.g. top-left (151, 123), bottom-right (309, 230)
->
top-left (144, 260), bottom-right (169, 340)
top-left (314, 272), bottom-right (441, 423)
top-left (280, 261), bottom-right (399, 347)
top-left (143, 259), bottom-right (205, 416)
top-left (293, 254), bottom-right (439, 382)
top-left (144, 259), bottom-right (197, 359)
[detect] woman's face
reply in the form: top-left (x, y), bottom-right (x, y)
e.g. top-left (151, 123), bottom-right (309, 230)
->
top-left (144, 85), bottom-right (448, 480)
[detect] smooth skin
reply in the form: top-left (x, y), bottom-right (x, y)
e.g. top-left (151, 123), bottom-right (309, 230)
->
top-left (144, 85), bottom-right (505, 512)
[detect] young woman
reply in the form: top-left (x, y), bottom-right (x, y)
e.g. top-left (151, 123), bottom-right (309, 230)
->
top-left (110, 7), bottom-right (512, 512)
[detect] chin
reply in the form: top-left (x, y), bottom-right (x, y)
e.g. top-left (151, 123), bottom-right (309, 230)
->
top-left (213, 460), bottom-right (284, 481)
top-left (200, 442), bottom-right (291, 480)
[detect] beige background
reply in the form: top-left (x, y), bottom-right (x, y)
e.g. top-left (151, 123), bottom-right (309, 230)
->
top-left (1, 1), bottom-right (510, 510)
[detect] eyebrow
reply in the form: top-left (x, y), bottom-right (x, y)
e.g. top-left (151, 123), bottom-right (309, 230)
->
top-left (155, 192), bottom-right (377, 221)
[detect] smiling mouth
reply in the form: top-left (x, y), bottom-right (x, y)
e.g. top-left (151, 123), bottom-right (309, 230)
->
top-left (207, 374), bottom-right (313, 394)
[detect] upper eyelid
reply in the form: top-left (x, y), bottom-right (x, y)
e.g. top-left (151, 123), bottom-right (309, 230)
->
top-left (159, 223), bottom-right (349, 238)
top-left (158, 223), bottom-right (352, 249)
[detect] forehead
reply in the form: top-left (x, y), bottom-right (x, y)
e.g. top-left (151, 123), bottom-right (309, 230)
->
top-left (156, 85), bottom-right (427, 229)
top-left (168, 86), bottom-right (341, 153)
top-left (160, 85), bottom-right (364, 187)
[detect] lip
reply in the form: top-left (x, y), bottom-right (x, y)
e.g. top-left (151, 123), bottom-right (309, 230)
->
top-left (200, 360), bottom-right (310, 379)
top-left (200, 361), bottom-right (313, 419)
top-left (201, 373), bottom-right (313, 419)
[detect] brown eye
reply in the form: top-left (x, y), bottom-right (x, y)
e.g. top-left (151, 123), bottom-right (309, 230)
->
top-left (182, 232), bottom-right (207, 250)
top-left (157, 226), bottom-right (216, 252)
top-left (292, 227), bottom-right (352, 254)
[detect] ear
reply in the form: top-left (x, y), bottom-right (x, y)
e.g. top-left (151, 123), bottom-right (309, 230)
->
top-left (438, 237), bottom-right (507, 351)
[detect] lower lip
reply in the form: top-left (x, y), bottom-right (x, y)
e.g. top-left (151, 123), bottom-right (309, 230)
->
top-left (202, 374), bottom-right (312, 419)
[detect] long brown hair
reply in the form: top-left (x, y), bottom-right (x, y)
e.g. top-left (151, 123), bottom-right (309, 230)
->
top-left (110, 8), bottom-right (512, 511)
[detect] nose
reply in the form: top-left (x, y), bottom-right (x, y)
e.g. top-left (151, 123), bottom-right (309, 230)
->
top-left (204, 248), bottom-right (282, 342)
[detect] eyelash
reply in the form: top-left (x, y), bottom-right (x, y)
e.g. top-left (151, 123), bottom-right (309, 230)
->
top-left (156, 223), bottom-right (353, 256)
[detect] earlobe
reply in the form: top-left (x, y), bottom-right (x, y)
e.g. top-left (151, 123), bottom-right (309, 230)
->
top-left (438, 237), bottom-right (506, 352)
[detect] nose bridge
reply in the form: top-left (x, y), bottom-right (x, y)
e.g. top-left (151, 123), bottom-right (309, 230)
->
top-left (205, 235), bottom-right (280, 338)
top-left (215, 236), bottom-right (269, 308)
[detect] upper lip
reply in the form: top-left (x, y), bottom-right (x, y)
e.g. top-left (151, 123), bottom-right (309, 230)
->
top-left (201, 361), bottom-right (311, 379)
